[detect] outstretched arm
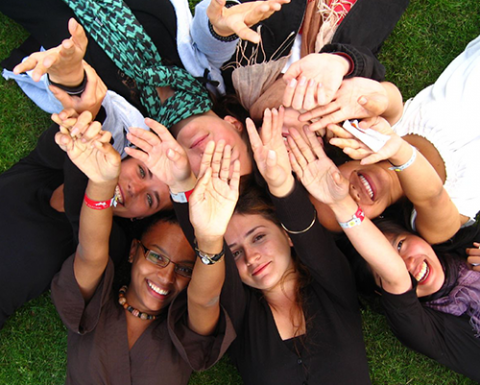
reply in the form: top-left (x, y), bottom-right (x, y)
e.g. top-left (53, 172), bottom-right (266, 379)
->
top-left (54, 113), bottom-right (121, 301)
top-left (287, 126), bottom-right (411, 295)
top-left (187, 141), bottom-right (240, 335)
top-left (328, 117), bottom-right (461, 244)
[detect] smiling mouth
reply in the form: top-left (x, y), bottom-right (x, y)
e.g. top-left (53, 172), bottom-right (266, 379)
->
top-left (252, 262), bottom-right (271, 276)
top-left (358, 173), bottom-right (374, 199)
top-left (415, 261), bottom-right (430, 284)
top-left (114, 185), bottom-right (124, 206)
top-left (147, 280), bottom-right (169, 296)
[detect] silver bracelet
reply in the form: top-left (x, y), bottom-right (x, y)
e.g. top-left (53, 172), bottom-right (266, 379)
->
top-left (281, 209), bottom-right (316, 234)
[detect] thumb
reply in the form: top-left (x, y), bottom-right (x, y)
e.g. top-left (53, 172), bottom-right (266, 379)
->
top-left (358, 93), bottom-right (388, 116)
top-left (283, 61), bottom-right (302, 83)
top-left (207, 0), bottom-right (226, 19)
top-left (49, 85), bottom-right (73, 107)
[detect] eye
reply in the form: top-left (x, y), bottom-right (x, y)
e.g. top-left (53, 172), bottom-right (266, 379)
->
top-left (231, 249), bottom-right (243, 260)
top-left (147, 193), bottom-right (153, 207)
top-left (148, 251), bottom-right (166, 264)
top-left (176, 265), bottom-right (193, 277)
top-left (253, 234), bottom-right (265, 243)
top-left (139, 165), bottom-right (146, 178)
top-left (396, 239), bottom-right (404, 252)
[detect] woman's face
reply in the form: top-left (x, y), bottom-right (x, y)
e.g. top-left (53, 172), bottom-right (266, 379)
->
top-left (113, 158), bottom-right (171, 219)
top-left (173, 112), bottom-right (252, 176)
top-left (225, 213), bottom-right (294, 292)
top-left (128, 221), bottom-right (195, 314)
top-left (316, 160), bottom-right (404, 231)
top-left (384, 232), bottom-right (445, 297)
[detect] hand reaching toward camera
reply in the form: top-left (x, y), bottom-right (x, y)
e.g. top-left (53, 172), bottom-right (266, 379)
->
top-left (245, 107), bottom-right (294, 197)
top-left (54, 111), bottom-right (120, 184)
top-left (125, 118), bottom-right (195, 192)
top-left (14, 18), bottom-right (87, 86)
top-left (189, 140), bottom-right (240, 240)
top-left (207, 0), bottom-right (290, 43)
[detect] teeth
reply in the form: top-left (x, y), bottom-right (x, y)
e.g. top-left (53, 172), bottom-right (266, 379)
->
top-left (359, 174), bottom-right (374, 199)
top-left (147, 280), bottom-right (169, 296)
top-left (415, 262), bottom-right (429, 283)
top-left (114, 185), bottom-right (124, 205)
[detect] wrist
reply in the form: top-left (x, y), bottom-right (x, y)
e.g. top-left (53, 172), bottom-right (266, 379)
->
top-left (268, 175), bottom-right (295, 198)
top-left (194, 235), bottom-right (224, 254)
top-left (330, 197), bottom-right (359, 223)
top-left (48, 70), bottom-right (87, 94)
top-left (169, 174), bottom-right (197, 195)
top-left (331, 53), bottom-right (353, 77)
top-left (388, 142), bottom-right (414, 169)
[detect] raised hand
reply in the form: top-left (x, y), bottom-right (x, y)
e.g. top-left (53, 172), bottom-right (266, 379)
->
top-left (295, 78), bottom-right (401, 133)
top-left (283, 53), bottom-right (351, 110)
top-left (328, 116), bottom-right (406, 166)
top-left (288, 126), bottom-right (349, 206)
top-left (13, 18), bottom-right (87, 86)
top-left (189, 140), bottom-right (240, 239)
top-left (207, 0), bottom-right (290, 44)
top-left (245, 107), bottom-right (294, 197)
top-left (125, 118), bottom-right (195, 192)
top-left (54, 111), bottom-right (120, 184)
top-left (466, 242), bottom-right (480, 272)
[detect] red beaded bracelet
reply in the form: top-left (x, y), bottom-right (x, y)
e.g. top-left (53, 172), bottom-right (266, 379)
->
top-left (84, 193), bottom-right (114, 210)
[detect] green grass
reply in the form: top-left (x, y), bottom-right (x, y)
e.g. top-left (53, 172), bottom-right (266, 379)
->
top-left (1, 2), bottom-right (480, 384)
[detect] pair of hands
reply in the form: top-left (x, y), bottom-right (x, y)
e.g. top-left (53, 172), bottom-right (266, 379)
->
top-left (247, 107), bottom-right (351, 207)
top-left (282, 54), bottom-right (391, 136)
top-left (54, 111), bottom-right (121, 185)
top-left (124, 119), bottom-right (240, 240)
top-left (14, 18), bottom-right (106, 119)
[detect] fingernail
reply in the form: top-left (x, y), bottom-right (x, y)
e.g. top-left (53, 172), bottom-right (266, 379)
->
top-left (298, 77), bottom-right (307, 86)
top-left (289, 78), bottom-right (297, 88)
top-left (359, 96), bottom-right (367, 105)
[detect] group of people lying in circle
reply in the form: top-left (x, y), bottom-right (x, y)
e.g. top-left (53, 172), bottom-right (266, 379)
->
top-left (1, 0), bottom-right (480, 383)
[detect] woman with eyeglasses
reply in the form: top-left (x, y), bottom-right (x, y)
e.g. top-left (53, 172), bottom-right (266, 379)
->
top-left (50, 115), bottom-right (235, 383)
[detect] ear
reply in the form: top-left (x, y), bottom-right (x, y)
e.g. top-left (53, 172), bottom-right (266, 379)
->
top-left (287, 235), bottom-right (294, 247)
top-left (129, 239), bottom-right (139, 263)
top-left (224, 115), bottom-right (244, 133)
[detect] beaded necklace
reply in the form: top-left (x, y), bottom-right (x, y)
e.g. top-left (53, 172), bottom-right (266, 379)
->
top-left (118, 285), bottom-right (156, 321)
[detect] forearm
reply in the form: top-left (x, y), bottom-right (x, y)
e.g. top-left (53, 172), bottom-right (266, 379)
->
top-left (329, 197), bottom-right (411, 294)
top-left (187, 235), bottom-right (225, 335)
top-left (380, 82), bottom-right (403, 125)
top-left (74, 179), bottom-right (116, 299)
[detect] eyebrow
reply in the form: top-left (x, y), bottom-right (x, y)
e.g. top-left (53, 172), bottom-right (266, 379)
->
top-left (227, 225), bottom-right (264, 248)
top-left (151, 243), bottom-right (194, 265)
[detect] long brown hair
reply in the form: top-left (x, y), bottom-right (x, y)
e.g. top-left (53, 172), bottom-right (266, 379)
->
top-left (236, 176), bottom-right (312, 338)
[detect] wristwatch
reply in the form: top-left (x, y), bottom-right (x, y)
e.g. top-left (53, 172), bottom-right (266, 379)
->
top-left (194, 240), bottom-right (225, 265)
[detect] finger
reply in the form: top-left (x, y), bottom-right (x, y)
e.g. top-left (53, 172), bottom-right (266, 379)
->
top-left (124, 146), bottom-right (149, 163)
top-left (329, 137), bottom-right (363, 151)
top-left (316, 83), bottom-right (336, 106)
top-left (298, 99), bottom-right (340, 121)
top-left (287, 134), bottom-right (308, 170)
top-left (13, 55), bottom-right (41, 75)
top-left (195, 166), bottom-right (212, 199)
top-left (58, 108), bottom-right (78, 121)
top-left (291, 76), bottom-right (308, 111)
top-left (69, 18), bottom-right (89, 52)
top-left (219, 144), bottom-right (232, 181)
top-left (81, 121), bottom-right (103, 142)
top-left (327, 123), bottom-right (355, 139)
top-left (198, 141), bottom-right (216, 179)
top-left (211, 140), bottom-right (226, 177)
top-left (97, 130), bottom-right (112, 145)
top-left (282, 78), bottom-right (297, 108)
top-left (261, 108), bottom-right (273, 145)
top-left (229, 159), bottom-right (241, 192)
top-left (145, 117), bottom-right (177, 145)
top-left (289, 149), bottom-right (302, 177)
top-left (71, 111), bottom-right (93, 137)
top-left (467, 256), bottom-right (480, 268)
top-left (234, 22), bottom-right (260, 44)
top-left (274, 106), bottom-right (285, 140)
top-left (303, 79), bottom-right (317, 111)
top-left (282, 60), bottom-right (302, 84)
top-left (289, 127), bottom-right (316, 164)
top-left (304, 126), bottom-right (325, 160)
top-left (49, 85), bottom-right (75, 109)
top-left (357, 93), bottom-right (388, 117)
top-left (245, 118), bottom-right (263, 154)
top-left (126, 130), bottom-right (154, 153)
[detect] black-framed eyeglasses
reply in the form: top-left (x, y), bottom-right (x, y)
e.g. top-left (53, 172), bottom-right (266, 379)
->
top-left (139, 242), bottom-right (193, 278)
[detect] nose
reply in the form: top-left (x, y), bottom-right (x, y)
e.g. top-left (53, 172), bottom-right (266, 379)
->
top-left (158, 263), bottom-right (175, 285)
top-left (401, 255), bottom-right (415, 272)
top-left (244, 246), bottom-right (261, 266)
top-left (128, 179), bottom-right (145, 197)
top-left (349, 184), bottom-right (361, 202)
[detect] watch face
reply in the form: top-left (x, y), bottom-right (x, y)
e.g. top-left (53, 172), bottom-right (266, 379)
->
top-left (201, 256), bottom-right (212, 265)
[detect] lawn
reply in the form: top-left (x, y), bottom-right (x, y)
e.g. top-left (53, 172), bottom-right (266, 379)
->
top-left (1, 1), bottom-right (480, 384)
